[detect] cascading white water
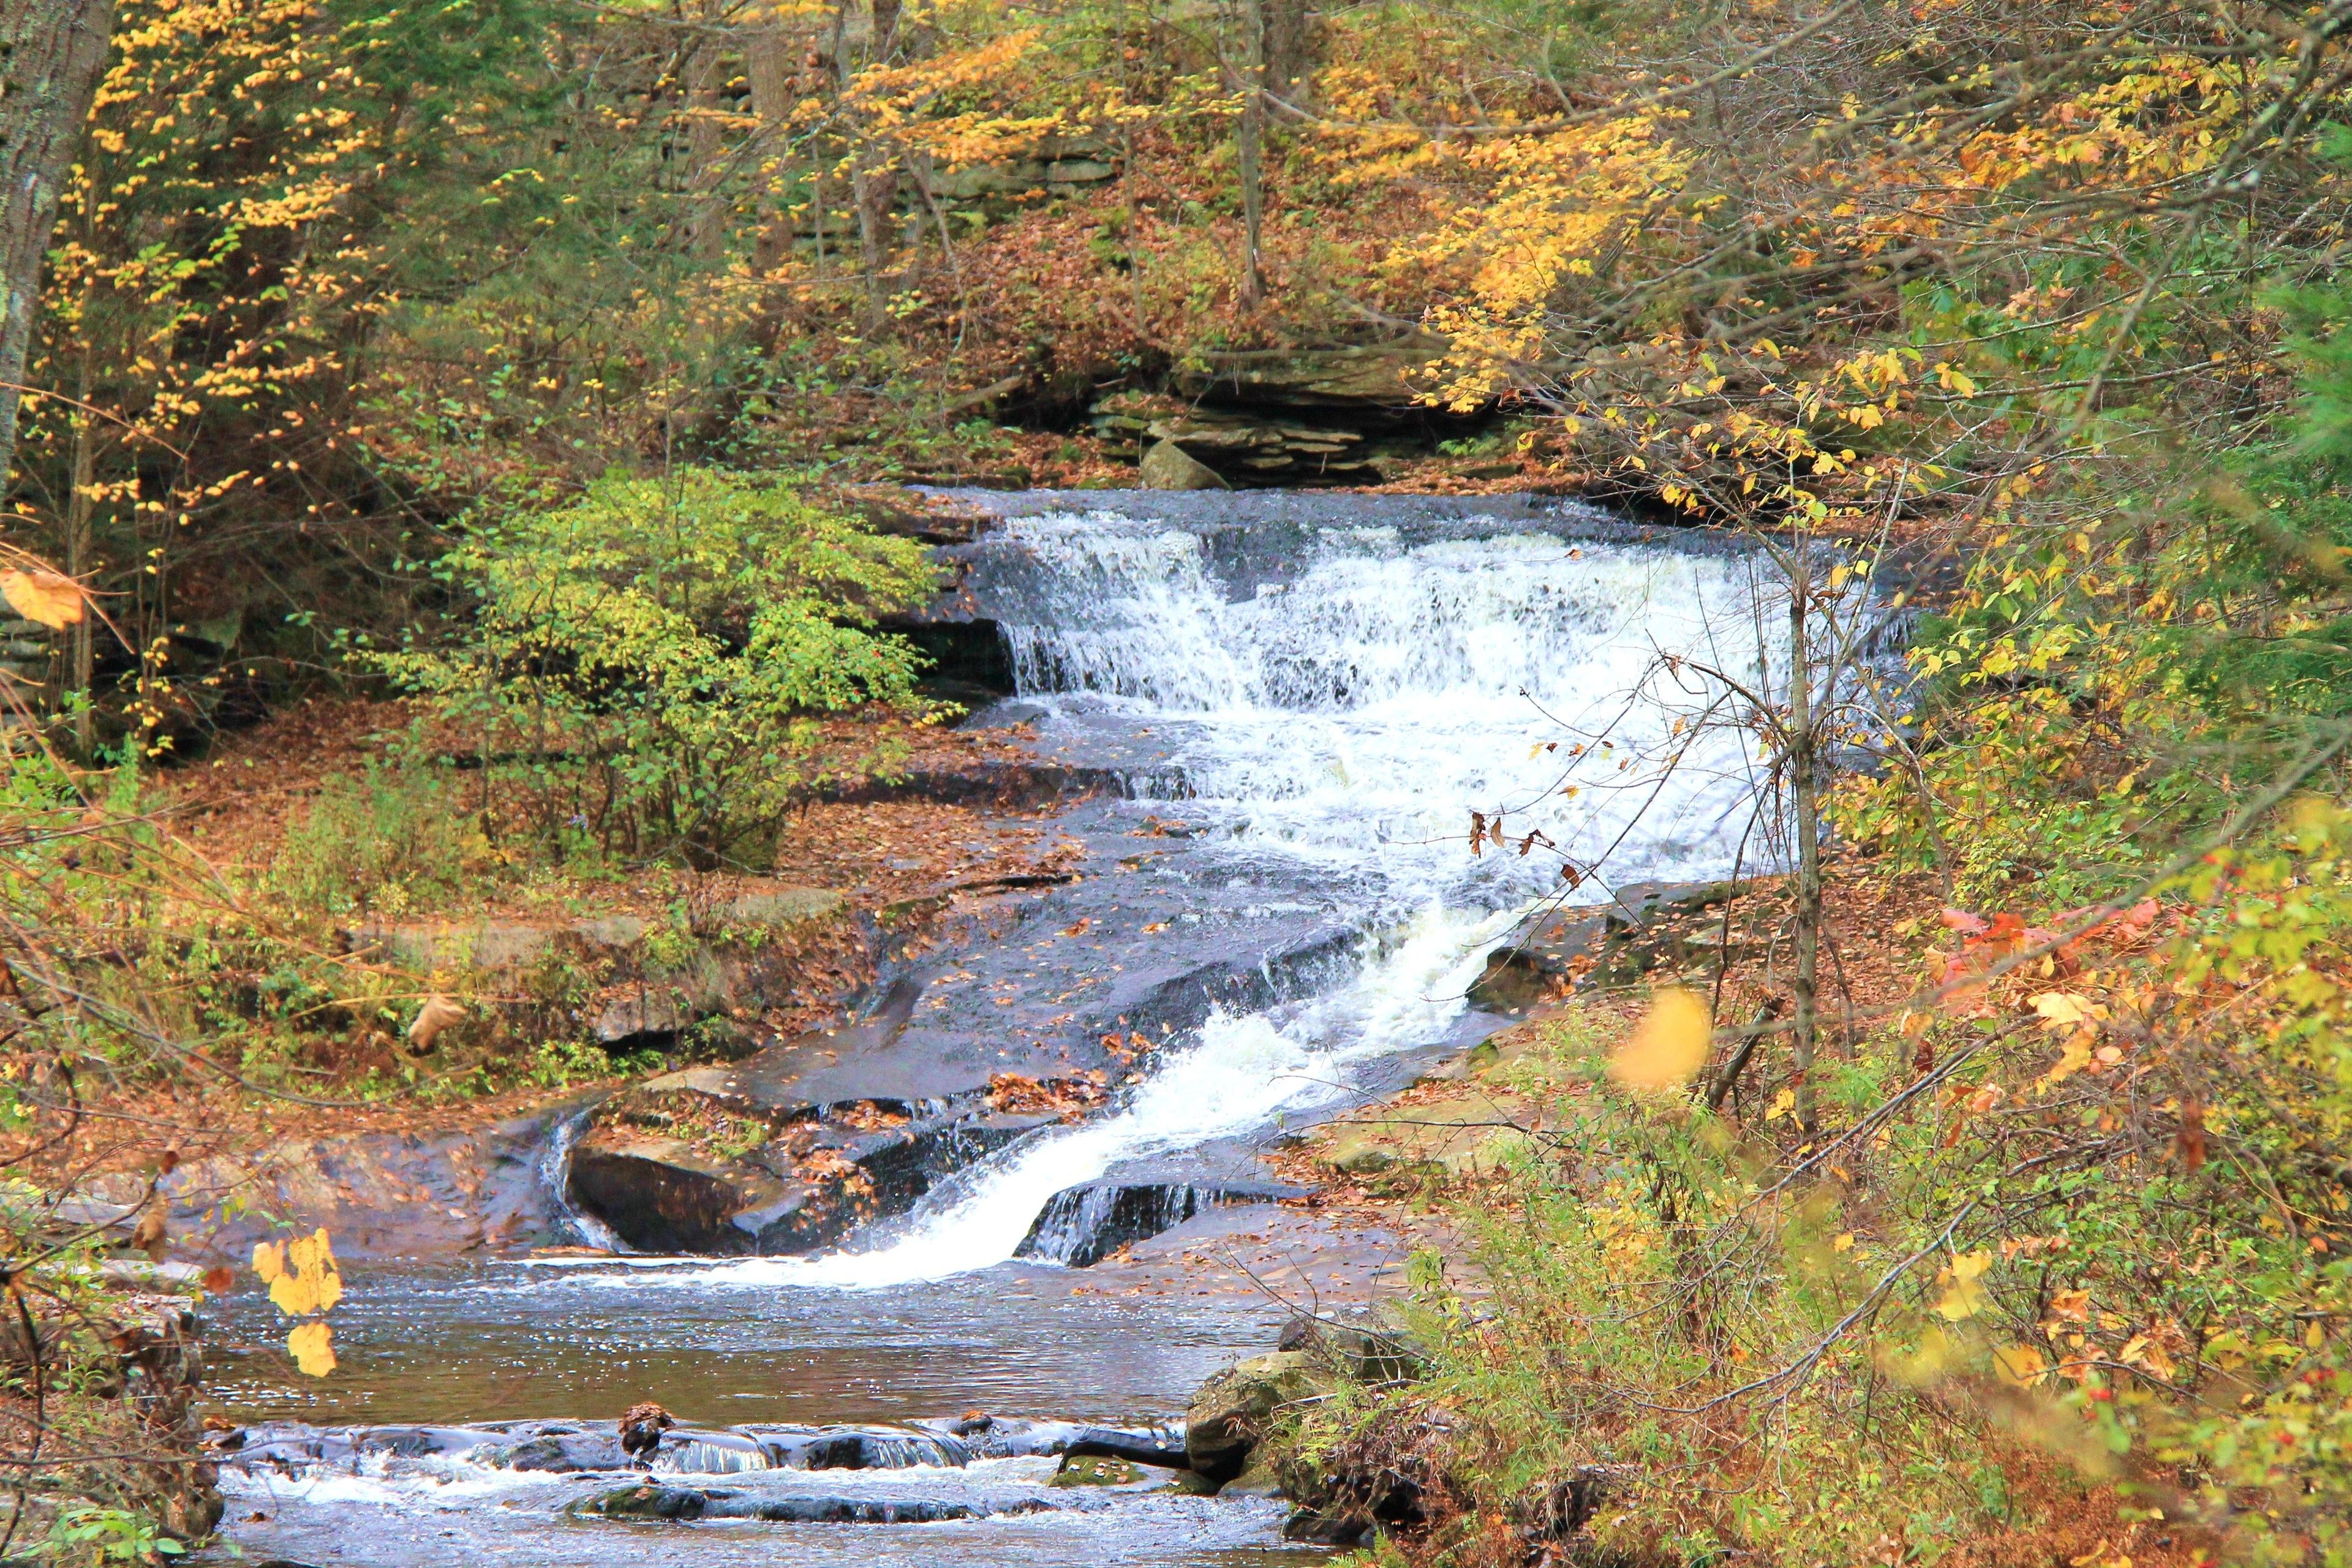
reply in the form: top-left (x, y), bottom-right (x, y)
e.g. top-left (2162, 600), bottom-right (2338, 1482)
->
top-left (597, 511), bottom-right (1790, 1292)
top-left (998, 516), bottom-right (1786, 904)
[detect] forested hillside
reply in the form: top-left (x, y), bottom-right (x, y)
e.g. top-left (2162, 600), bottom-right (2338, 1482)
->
top-left (6, 1), bottom-right (2352, 1564)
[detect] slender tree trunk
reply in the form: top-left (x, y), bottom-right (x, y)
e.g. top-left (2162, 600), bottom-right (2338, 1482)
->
top-left (681, 19), bottom-right (723, 257)
top-left (843, 0), bottom-right (902, 330)
top-left (746, 26), bottom-right (794, 273)
top-left (1118, 0), bottom-right (1147, 333)
top-left (851, 153), bottom-right (893, 327)
top-left (1787, 565), bottom-right (1820, 1137)
top-left (64, 350), bottom-right (95, 753)
top-left (1261, 0), bottom-right (1313, 108)
top-left (0, 0), bottom-right (116, 484)
top-left (1235, 0), bottom-right (1267, 308)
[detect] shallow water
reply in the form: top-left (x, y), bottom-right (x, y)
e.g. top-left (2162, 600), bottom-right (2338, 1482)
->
top-left (208, 1259), bottom-right (1284, 1429)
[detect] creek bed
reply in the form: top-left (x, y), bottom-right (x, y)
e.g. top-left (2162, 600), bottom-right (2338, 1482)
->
top-left (203, 1258), bottom-right (1316, 1566)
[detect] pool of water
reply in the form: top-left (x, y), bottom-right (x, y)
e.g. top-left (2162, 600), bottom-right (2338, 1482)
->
top-left (201, 1257), bottom-right (1320, 1567)
top-left (206, 1258), bottom-right (1286, 1429)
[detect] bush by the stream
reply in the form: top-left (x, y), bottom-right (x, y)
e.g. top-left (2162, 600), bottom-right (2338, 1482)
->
top-left (373, 468), bottom-right (940, 870)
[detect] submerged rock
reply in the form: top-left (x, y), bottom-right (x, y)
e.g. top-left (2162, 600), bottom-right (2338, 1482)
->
top-left (488, 1430), bottom-right (628, 1472)
top-left (1220, 1463), bottom-right (1286, 1499)
top-left (1050, 1454), bottom-right (1140, 1487)
top-left (578, 1483), bottom-right (708, 1520)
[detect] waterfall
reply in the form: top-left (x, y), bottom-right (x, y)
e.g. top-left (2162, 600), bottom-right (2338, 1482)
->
top-left (992, 515), bottom-right (1786, 907)
top-left (600, 509), bottom-right (1795, 1292)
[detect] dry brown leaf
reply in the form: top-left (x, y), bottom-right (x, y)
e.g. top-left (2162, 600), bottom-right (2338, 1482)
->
top-left (130, 1208), bottom-right (168, 1261)
top-left (0, 567), bottom-right (86, 630)
top-left (407, 993), bottom-right (466, 1052)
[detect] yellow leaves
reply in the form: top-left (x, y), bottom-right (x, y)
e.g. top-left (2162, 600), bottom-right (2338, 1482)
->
top-left (2030, 990), bottom-right (2102, 1028)
top-left (2047, 1032), bottom-right (2096, 1082)
top-left (1994, 1343), bottom-right (2050, 1386)
top-left (287, 1320), bottom-right (336, 1377)
top-left (255, 1229), bottom-right (344, 1317)
top-left (1610, 987), bottom-right (1711, 1091)
top-left (255, 1229), bottom-right (342, 1378)
top-left (1934, 1249), bottom-right (1995, 1321)
top-left (2116, 1332), bottom-right (2176, 1381)
top-left (1934, 361), bottom-right (1979, 398)
top-left (0, 567), bottom-right (89, 630)
top-left (2030, 992), bottom-right (2109, 1083)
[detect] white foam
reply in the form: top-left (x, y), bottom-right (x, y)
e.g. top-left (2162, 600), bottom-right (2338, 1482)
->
top-left (1001, 517), bottom-right (1784, 903)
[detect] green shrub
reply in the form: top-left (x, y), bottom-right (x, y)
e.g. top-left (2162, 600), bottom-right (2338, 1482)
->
top-left (274, 761), bottom-right (490, 918)
top-left (377, 468), bottom-right (939, 869)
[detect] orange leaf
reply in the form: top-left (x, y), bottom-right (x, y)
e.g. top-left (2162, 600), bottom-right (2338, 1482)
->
top-left (0, 568), bottom-right (86, 630)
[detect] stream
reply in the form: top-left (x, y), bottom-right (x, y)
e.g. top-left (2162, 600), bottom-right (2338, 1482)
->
top-left (204, 491), bottom-right (1795, 1567)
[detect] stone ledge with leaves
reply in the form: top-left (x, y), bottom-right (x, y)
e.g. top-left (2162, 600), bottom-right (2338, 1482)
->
top-left (345, 883), bottom-right (850, 1050)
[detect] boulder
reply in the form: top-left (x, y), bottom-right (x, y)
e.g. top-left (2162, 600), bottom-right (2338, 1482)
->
top-left (1221, 1462), bottom-right (1286, 1498)
top-left (564, 1134), bottom-right (793, 1256)
top-left (1172, 345), bottom-right (1435, 413)
top-left (1139, 439), bottom-right (1229, 490)
top-left (1468, 879), bottom-right (1742, 1011)
top-left (565, 1096), bottom-right (1045, 1256)
top-left (1184, 1351), bottom-right (1322, 1483)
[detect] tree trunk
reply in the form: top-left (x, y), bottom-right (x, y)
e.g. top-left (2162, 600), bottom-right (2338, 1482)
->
top-left (0, 0), bottom-right (116, 484)
top-left (1787, 567), bottom-right (1821, 1137)
top-left (1261, 0), bottom-right (1314, 108)
top-left (65, 350), bottom-right (95, 753)
top-left (1234, 0), bottom-right (1267, 309)
top-left (680, 23), bottom-right (723, 256)
top-left (746, 27), bottom-right (797, 274)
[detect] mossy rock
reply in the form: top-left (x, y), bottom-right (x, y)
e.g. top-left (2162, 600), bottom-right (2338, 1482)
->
top-left (1051, 1453), bottom-right (1140, 1487)
top-left (1185, 1350), bottom-right (1325, 1483)
top-left (575, 1483), bottom-right (708, 1520)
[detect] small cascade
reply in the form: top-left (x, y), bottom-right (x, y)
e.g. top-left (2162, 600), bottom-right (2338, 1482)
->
top-left (746, 1427), bottom-right (975, 1471)
top-left (1014, 1181), bottom-right (1288, 1267)
top-left (654, 1430), bottom-right (774, 1474)
top-left (540, 1101), bottom-right (629, 1253)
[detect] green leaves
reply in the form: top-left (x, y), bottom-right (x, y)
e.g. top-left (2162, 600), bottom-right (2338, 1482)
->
top-left (377, 469), bottom-right (938, 867)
